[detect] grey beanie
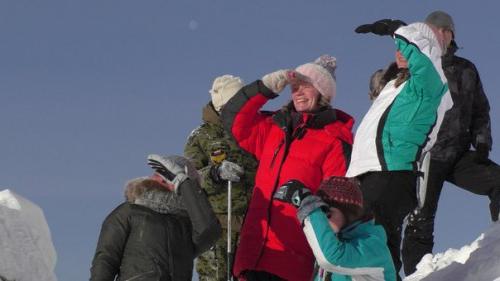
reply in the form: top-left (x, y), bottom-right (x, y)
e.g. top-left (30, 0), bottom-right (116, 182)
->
top-left (425, 11), bottom-right (455, 33)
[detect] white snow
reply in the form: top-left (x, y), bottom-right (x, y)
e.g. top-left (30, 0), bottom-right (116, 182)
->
top-left (0, 189), bottom-right (58, 281)
top-left (404, 222), bottom-right (500, 281)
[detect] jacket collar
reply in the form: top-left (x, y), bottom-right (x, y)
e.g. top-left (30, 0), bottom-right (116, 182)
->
top-left (272, 102), bottom-right (338, 130)
top-left (202, 102), bottom-right (222, 126)
top-left (442, 40), bottom-right (459, 66)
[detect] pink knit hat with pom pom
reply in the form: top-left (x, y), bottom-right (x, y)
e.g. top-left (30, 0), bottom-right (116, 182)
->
top-left (295, 55), bottom-right (337, 102)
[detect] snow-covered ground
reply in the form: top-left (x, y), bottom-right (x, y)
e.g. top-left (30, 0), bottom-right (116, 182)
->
top-left (0, 189), bottom-right (57, 281)
top-left (404, 222), bottom-right (500, 281)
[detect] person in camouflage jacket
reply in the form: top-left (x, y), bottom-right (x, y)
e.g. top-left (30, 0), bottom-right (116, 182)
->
top-left (184, 75), bottom-right (258, 281)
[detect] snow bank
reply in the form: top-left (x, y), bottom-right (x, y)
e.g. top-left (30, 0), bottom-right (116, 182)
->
top-left (0, 189), bottom-right (57, 281)
top-left (404, 222), bottom-right (500, 281)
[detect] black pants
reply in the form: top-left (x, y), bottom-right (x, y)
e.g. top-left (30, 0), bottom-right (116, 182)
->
top-left (359, 171), bottom-right (417, 281)
top-left (402, 150), bottom-right (500, 275)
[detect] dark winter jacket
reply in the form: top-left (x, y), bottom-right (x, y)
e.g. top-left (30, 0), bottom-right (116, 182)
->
top-left (90, 178), bottom-right (221, 281)
top-left (430, 41), bottom-right (492, 162)
top-left (221, 80), bottom-right (354, 281)
top-left (184, 102), bottom-right (257, 220)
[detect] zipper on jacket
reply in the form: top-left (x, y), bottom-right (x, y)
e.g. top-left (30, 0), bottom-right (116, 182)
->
top-left (270, 137), bottom-right (285, 168)
top-left (255, 113), bottom-right (309, 268)
top-left (270, 118), bottom-right (307, 169)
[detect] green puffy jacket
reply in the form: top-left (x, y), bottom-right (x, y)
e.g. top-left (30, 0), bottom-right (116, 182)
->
top-left (184, 102), bottom-right (257, 217)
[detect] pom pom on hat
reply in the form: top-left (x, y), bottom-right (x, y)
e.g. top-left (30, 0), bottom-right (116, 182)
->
top-left (209, 75), bottom-right (244, 112)
top-left (314, 55), bottom-right (337, 79)
top-left (295, 55), bottom-right (337, 102)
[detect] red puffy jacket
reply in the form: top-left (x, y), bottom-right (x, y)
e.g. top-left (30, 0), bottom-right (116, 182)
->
top-left (222, 81), bottom-right (354, 281)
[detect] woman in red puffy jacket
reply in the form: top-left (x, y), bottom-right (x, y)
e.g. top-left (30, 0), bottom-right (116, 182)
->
top-left (221, 55), bottom-right (354, 281)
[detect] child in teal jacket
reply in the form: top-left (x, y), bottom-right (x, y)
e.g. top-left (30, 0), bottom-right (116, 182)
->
top-left (274, 176), bottom-right (396, 281)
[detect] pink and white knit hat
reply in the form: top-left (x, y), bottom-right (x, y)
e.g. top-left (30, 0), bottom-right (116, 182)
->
top-left (295, 55), bottom-right (337, 102)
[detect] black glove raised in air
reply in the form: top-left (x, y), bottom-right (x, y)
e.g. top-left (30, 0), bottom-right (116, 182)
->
top-left (355, 19), bottom-right (407, 36)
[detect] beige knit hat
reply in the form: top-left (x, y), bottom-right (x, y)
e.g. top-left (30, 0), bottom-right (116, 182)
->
top-left (209, 75), bottom-right (245, 112)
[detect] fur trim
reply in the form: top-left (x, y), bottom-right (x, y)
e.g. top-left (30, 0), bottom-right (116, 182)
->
top-left (124, 177), bottom-right (186, 215)
top-left (125, 177), bottom-right (170, 203)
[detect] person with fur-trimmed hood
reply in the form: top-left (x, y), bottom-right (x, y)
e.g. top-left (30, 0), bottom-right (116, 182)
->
top-left (221, 55), bottom-right (354, 281)
top-left (90, 155), bottom-right (221, 281)
top-left (274, 176), bottom-right (396, 281)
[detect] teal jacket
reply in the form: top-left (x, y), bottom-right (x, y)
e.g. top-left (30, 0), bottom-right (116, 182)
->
top-left (303, 209), bottom-right (396, 281)
top-left (347, 22), bottom-right (453, 177)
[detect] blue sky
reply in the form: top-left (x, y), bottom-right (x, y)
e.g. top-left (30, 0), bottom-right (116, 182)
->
top-left (1, 1), bottom-right (499, 280)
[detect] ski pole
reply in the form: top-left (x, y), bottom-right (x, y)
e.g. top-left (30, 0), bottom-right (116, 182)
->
top-left (227, 180), bottom-right (233, 281)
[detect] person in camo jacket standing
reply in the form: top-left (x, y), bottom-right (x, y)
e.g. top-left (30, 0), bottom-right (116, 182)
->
top-left (184, 75), bottom-right (258, 281)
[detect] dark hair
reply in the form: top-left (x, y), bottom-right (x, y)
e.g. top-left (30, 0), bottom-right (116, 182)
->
top-left (369, 62), bottom-right (409, 100)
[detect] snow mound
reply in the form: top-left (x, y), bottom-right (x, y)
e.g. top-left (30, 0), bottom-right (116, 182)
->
top-left (0, 189), bottom-right (57, 281)
top-left (404, 222), bottom-right (500, 281)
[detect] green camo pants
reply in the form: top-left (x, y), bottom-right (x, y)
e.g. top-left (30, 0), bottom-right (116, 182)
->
top-left (196, 215), bottom-right (242, 281)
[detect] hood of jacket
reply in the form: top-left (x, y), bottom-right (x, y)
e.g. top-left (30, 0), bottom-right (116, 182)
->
top-left (124, 177), bottom-right (187, 216)
top-left (202, 102), bottom-right (222, 126)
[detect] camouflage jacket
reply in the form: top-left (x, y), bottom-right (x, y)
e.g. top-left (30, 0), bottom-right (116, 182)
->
top-left (184, 102), bottom-right (257, 216)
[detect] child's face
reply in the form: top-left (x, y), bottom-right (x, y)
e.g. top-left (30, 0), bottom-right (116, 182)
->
top-left (327, 207), bottom-right (346, 233)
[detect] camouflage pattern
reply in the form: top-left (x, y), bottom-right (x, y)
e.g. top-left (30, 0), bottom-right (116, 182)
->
top-left (196, 218), bottom-right (243, 281)
top-left (184, 102), bottom-right (257, 281)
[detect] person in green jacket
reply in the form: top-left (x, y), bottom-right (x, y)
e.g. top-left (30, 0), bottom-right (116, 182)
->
top-left (274, 176), bottom-right (396, 281)
top-left (184, 75), bottom-right (258, 281)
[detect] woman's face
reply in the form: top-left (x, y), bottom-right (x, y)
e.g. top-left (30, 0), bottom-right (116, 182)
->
top-left (395, 51), bottom-right (408, 69)
top-left (327, 207), bottom-right (346, 233)
top-left (291, 81), bottom-right (321, 113)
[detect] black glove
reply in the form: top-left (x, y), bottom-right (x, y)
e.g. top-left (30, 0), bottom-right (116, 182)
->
top-left (355, 19), bottom-right (407, 36)
top-left (475, 143), bottom-right (490, 164)
top-left (274, 180), bottom-right (312, 208)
